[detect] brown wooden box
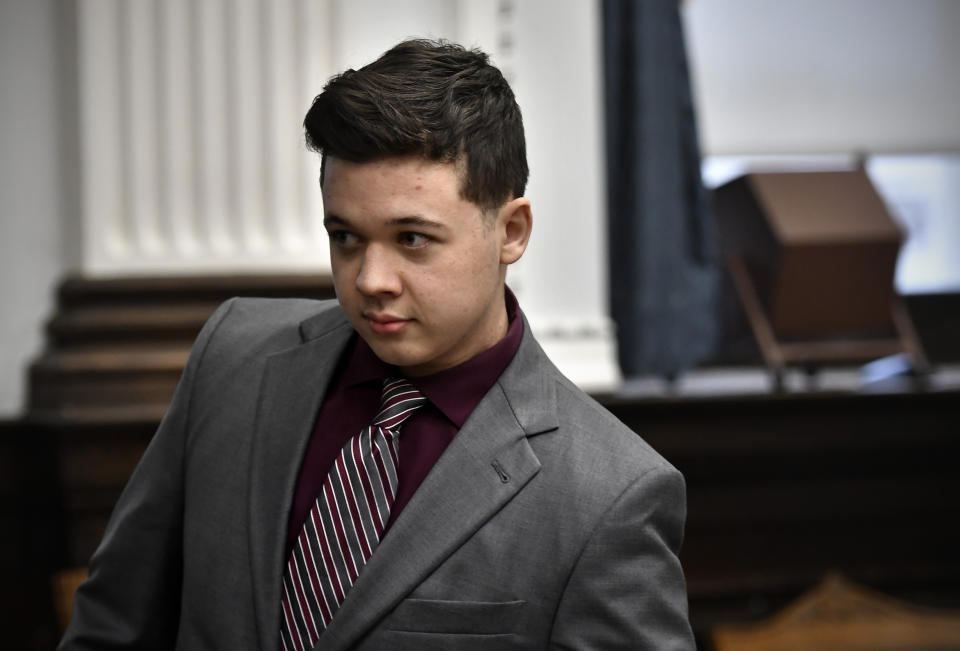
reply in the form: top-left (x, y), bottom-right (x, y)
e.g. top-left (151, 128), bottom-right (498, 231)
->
top-left (714, 169), bottom-right (902, 339)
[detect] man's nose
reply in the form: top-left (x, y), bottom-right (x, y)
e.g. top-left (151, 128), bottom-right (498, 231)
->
top-left (355, 245), bottom-right (402, 296)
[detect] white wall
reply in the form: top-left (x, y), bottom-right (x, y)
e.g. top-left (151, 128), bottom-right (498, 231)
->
top-left (0, 0), bottom-right (69, 417)
top-left (683, 0), bottom-right (960, 155)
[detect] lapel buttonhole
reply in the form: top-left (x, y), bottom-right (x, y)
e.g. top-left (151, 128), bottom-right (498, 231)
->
top-left (491, 460), bottom-right (510, 483)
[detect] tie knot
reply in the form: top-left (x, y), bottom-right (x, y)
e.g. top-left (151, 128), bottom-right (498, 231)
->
top-left (374, 378), bottom-right (426, 431)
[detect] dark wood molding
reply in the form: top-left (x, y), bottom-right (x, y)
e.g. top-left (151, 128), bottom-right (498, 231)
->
top-left (28, 274), bottom-right (337, 423)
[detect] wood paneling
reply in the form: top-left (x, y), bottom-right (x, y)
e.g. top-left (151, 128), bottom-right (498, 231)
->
top-left (606, 389), bottom-right (960, 644)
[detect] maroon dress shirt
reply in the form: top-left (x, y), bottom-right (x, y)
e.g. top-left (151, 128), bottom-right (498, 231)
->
top-left (285, 290), bottom-right (524, 555)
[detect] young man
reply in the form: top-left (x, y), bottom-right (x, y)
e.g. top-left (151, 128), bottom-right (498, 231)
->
top-left (61, 40), bottom-right (694, 650)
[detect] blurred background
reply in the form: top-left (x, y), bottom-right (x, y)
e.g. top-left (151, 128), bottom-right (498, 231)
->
top-left (2, 0), bottom-right (958, 648)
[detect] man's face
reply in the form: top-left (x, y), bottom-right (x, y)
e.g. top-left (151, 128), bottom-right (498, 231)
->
top-left (322, 156), bottom-right (514, 377)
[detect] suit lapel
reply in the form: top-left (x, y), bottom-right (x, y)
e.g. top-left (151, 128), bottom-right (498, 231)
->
top-left (248, 306), bottom-right (354, 651)
top-left (318, 324), bottom-right (560, 651)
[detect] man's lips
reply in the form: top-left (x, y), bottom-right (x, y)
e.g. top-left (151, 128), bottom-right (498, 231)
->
top-left (363, 312), bottom-right (411, 334)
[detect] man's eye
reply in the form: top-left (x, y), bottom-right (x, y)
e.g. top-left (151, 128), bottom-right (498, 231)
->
top-left (328, 230), bottom-right (359, 247)
top-left (399, 232), bottom-right (430, 248)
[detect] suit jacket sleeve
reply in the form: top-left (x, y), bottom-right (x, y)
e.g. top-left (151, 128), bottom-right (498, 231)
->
top-left (58, 299), bottom-right (237, 650)
top-left (548, 464), bottom-right (694, 650)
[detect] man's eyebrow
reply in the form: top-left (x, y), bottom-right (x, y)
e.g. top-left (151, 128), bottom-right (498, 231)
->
top-left (323, 214), bottom-right (348, 229)
top-left (323, 214), bottom-right (448, 230)
top-left (387, 216), bottom-right (448, 230)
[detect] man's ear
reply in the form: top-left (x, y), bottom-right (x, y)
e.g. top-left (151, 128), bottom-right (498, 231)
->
top-left (497, 197), bottom-right (532, 265)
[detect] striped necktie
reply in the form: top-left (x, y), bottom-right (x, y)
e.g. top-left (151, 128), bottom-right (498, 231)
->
top-left (280, 378), bottom-right (426, 651)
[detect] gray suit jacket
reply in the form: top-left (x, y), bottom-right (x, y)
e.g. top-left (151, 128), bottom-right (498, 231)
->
top-left (61, 297), bottom-right (694, 650)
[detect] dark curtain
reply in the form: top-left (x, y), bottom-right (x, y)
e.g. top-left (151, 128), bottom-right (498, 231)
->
top-left (603, 0), bottom-right (718, 377)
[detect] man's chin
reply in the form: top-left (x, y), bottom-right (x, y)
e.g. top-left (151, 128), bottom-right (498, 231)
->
top-left (363, 339), bottom-right (421, 369)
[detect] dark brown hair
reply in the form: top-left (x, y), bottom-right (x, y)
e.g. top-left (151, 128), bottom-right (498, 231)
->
top-left (304, 39), bottom-right (528, 211)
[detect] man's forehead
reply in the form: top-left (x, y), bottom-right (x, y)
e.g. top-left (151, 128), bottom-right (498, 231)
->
top-left (321, 154), bottom-right (486, 212)
top-left (320, 155), bottom-right (491, 224)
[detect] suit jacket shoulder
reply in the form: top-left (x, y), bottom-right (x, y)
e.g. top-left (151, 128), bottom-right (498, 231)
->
top-left (202, 296), bottom-right (346, 357)
top-left (500, 321), bottom-right (680, 503)
top-left (183, 296), bottom-right (350, 424)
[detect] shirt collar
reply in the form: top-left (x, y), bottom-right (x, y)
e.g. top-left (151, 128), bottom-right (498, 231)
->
top-left (341, 287), bottom-right (524, 428)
